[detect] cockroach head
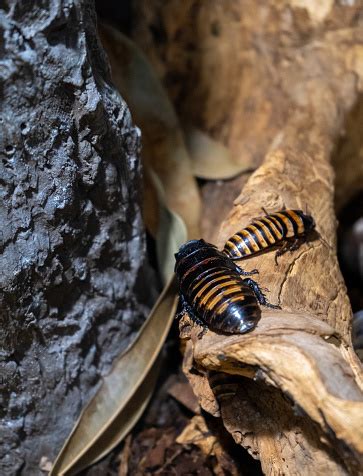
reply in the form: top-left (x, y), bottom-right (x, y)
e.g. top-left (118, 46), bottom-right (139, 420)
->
top-left (294, 210), bottom-right (315, 232)
top-left (174, 238), bottom-right (217, 262)
top-left (302, 212), bottom-right (315, 231)
top-left (174, 239), bottom-right (205, 261)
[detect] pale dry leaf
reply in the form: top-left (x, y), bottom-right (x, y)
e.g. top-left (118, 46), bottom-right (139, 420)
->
top-left (184, 126), bottom-right (253, 180)
top-left (66, 360), bottom-right (160, 475)
top-left (50, 278), bottom-right (179, 476)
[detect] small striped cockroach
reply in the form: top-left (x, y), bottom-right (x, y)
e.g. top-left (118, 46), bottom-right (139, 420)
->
top-left (208, 371), bottom-right (244, 402)
top-left (174, 239), bottom-right (279, 334)
top-left (223, 209), bottom-right (315, 262)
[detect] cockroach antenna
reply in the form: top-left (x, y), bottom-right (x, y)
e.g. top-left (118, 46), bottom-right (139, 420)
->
top-left (319, 233), bottom-right (332, 250)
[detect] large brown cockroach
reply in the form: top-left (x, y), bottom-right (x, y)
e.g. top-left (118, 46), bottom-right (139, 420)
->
top-left (174, 239), bottom-right (279, 334)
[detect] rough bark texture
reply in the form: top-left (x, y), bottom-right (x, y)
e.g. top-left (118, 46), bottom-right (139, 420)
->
top-left (0, 1), bottom-right (153, 474)
top-left (132, 1), bottom-right (363, 474)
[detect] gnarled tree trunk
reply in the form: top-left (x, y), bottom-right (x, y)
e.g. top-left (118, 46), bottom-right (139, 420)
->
top-left (0, 1), bottom-right (153, 474)
top-left (132, 1), bottom-right (363, 474)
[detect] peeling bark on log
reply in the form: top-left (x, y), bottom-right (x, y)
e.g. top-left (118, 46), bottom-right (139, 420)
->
top-left (132, 1), bottom-right (363, 474)
top-left (0, 1), bottom-right (153, 474)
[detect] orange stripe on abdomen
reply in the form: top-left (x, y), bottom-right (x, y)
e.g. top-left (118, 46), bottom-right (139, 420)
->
top-left (230, 234), bottom-right (252, 255)
top-left (285, 210), bottom-right (304, 234)
top-left (240, 230), bottom-right (260, 252)
top-left (192, 275), bottom-right (232, 302)
top-left (198, 281), bottom-right (240, 308)
top-left (253, 220), bottom-right (276, 244)
top-left (246, 224), bottom-right (268, 248)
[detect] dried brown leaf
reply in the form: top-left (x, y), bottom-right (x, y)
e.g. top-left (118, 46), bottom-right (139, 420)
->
top-left (50, 278), bottom-right (179, 475)
top-left (176, 415), bottom-right (216, 456)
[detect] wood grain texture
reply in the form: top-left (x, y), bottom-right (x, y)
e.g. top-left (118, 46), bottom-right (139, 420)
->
top-left (184, 120), bottom-right (363, 474)
top-left (188, 78), bottom-right (363, 475)
top-left (132, 1), bottom-right (363, 473)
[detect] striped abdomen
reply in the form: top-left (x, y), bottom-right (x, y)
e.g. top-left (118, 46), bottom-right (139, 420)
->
top-left (209, 371), bottom-right (244, 402)
top-left (223, 209), bottom-right (315, 260)
top-left (174, 240), bottom-right (260, 334)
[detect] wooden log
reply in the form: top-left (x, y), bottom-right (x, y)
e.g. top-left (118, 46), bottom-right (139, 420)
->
top-left (131, 1), bottom-right (363, 473)
top-left (180, 118), bottom-right (363, 474)
top-left (181, 72), bottom-right (363, 476)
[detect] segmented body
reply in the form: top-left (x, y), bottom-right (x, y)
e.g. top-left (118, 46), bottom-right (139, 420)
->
top-left (209, 371), bottom-right (243, 402)
top-left (174, 239), bottom-right (275, 334)
top-left (223, 209), bottom-right (315, 260)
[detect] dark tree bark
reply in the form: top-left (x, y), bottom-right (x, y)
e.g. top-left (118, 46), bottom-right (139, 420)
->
top-left (0, 1), bottom-right (154, 474)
